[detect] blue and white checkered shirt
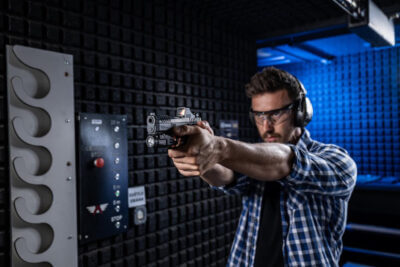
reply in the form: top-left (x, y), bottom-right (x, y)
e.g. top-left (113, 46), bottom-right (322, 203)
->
top-left (213, 129), bottom-right (357, 267)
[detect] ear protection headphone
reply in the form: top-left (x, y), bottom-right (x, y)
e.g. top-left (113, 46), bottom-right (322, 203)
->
top-left (292, 77), bottom-right (313, 127)
top-left (249, 74), bottom-right (313, 128)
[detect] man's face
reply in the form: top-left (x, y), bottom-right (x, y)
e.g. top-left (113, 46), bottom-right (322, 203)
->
top-left (251, 90), bottom-right (299, 144)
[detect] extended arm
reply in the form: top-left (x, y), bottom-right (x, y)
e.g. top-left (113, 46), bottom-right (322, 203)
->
top-left (217, 137), bottom-right (294, 181)
top-left (168, 123), bottom-right (357, 196)
top-left (168, 123), bottom-right (294, 185)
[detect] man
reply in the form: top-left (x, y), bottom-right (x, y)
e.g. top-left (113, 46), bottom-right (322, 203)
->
top-left (168, 67), bottom-right (357, 266)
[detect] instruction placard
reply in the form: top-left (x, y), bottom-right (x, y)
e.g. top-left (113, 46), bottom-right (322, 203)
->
top-left (128, 186), bottom-right (146, 208)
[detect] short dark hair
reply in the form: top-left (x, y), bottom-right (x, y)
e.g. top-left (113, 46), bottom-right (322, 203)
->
top-left (245, 67), bottom-right (302, 101)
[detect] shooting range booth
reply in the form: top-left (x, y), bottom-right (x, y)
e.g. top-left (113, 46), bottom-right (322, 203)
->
top-left (0, 0), bottom-right (400, 266)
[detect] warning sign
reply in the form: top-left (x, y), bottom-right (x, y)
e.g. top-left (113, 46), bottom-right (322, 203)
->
top-left (128, 186), bottom-right (146, 208)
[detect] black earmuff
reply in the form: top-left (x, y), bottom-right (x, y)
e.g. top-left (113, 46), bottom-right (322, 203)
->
top-left (293, 78), bottom-right (313, 128)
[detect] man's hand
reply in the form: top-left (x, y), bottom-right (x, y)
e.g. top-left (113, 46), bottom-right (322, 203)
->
top-left (168, 121), bottom-right (224, 177)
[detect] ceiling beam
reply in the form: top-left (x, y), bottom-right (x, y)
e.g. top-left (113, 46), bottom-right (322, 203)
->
top-left (256, 4), bottom-right (400, 48)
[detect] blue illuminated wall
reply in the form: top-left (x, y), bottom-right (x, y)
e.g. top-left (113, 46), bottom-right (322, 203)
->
top-left (281, 47), bottom-right (400, 177)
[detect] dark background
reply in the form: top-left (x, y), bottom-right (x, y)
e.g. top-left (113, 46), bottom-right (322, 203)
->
top-left (1, 0), bottom-right (400, 266)
top-left (0, 0), bottom-right (256, 266)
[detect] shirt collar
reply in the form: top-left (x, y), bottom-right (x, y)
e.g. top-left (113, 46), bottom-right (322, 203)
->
top-left (295, 129), bottom-right (312, 150)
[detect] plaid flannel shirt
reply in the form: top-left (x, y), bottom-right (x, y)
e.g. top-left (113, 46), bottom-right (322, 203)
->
top-left (212, 129), bottom-right (357, 267)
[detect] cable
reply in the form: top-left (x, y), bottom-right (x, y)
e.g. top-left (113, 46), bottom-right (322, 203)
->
top-left (332, 0), bottom-right (363, 19)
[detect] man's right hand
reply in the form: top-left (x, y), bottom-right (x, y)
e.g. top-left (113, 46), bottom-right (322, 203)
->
top-left (168, 121), bottom-right (214, 177)
top-left (168, 121), bottom-right (235, 187)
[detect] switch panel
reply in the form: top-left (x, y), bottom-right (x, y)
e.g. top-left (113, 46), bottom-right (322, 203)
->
top-left (78, 113), bottom-right (129, 243)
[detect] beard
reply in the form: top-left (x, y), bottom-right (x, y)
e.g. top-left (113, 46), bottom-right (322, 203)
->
top-left (262, 133), bottom-right (281, 143)
top-left (258, 125), bottom-right (302, 144)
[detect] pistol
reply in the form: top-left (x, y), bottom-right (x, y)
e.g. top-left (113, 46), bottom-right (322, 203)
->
top-left (146, 107), bottom-right (202, 148)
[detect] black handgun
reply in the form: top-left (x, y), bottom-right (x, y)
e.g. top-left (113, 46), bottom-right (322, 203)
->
top-left (146, 107), bottom-right (202, 148)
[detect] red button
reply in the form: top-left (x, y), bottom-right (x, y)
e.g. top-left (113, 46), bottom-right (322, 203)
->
top-left (94, 158), bottom-right (105, 168)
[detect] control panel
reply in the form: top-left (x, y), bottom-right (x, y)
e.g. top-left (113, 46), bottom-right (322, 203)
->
top-left (77, 113), bottom-right (128, 243)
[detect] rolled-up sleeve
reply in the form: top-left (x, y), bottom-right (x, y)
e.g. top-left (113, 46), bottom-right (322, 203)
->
top-left (280, 144), bottom-right (357, 197)
top-left (210, 174), bottom-right (250, 196)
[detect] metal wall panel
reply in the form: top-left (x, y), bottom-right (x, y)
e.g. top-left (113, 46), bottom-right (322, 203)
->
top-left (7, 45), bottom-right (78, 267)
